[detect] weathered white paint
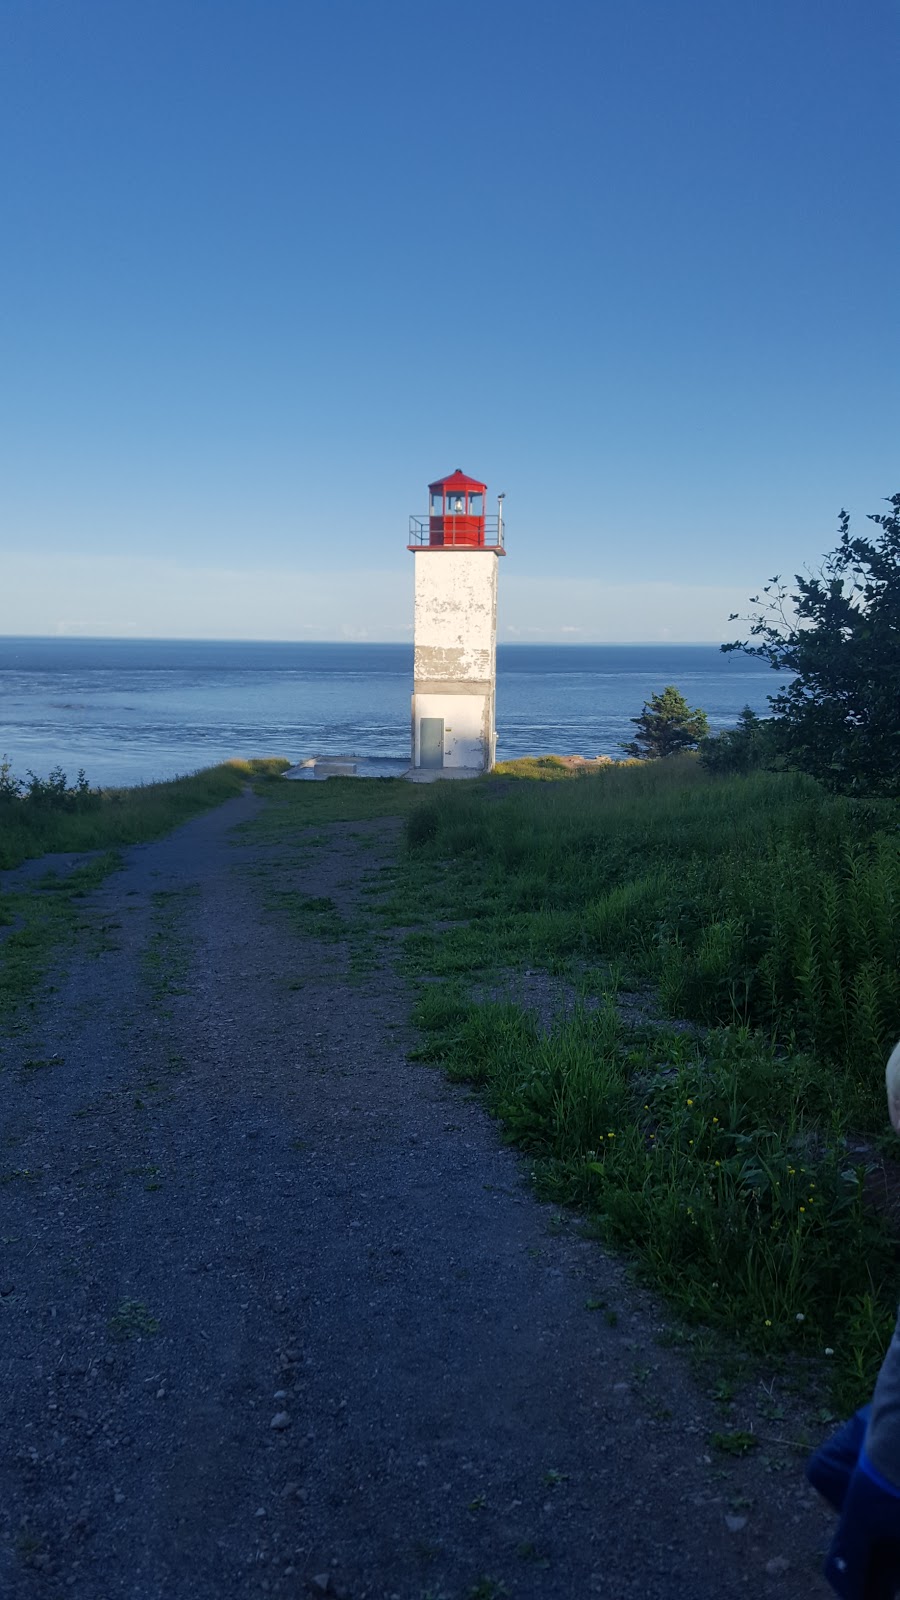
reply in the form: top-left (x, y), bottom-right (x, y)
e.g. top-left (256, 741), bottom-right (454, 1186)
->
top-left (413, 551), bottom-right (498, 682)
top-left (411, 550), bottom-right (499, 771)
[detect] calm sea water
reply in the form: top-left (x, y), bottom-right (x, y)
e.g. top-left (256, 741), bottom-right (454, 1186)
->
top-left (0, 638), bottom-right (782, 788)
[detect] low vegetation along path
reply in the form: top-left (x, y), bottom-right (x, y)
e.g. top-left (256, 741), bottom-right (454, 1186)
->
top-left (1, 791), bottom-right (831, 1600)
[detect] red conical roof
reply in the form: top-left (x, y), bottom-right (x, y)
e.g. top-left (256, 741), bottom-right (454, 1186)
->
top-left (428, 467), bottom-right (487, 493)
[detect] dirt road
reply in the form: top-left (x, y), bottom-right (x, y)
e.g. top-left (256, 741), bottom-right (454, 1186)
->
top-left (0, 793), bottom-right (832, 1598)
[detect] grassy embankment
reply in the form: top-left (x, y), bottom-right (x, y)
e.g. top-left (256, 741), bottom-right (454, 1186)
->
top-left (0, 758), bottom-right (290, 871)
top-left (0, 758), bottom-right (289, 1022)
top-left (367, 756), bottom-right (900, 1409)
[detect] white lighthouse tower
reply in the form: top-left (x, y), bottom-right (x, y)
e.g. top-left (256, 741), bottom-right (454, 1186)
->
top-left (408, 468), bottom-right (505, 774)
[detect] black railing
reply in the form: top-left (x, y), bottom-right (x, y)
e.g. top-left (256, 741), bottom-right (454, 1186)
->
top-left (408, 514), bottom-right (505, 548)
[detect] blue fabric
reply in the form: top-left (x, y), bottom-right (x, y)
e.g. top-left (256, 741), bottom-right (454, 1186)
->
top-left (823, 1448), bottom-right (900, 1599)
top-left (808, 1409), bottom-right (871, 1512)
top-left (861, 1450), bottom-right (900, 1500)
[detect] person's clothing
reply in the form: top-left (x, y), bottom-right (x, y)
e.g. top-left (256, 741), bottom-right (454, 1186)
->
top-left (823, 1449), bottom-right (900, 1599)
top-left (807, 1355), bottom-right (900, 1599)
top-left (808, 1408), bottom-right (870, 1511)
top-left (868, 1312), bottom-right (900, 1487)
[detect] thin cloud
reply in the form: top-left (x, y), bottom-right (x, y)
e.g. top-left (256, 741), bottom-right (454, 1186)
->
top-left (3, 552), bottom-right (752, 643)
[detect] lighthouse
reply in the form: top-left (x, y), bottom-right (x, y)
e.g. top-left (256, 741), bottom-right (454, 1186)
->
top-left (408, 468), bottom-right (505, 774)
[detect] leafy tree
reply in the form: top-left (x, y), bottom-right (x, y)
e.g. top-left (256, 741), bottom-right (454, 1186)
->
top-left (622, 685), bottom-right (709, 759)
top-left (0, 754), bottom-right (22, 801)
top-left (700, 706), bottom-right (776, 775)
top-left (724, 494), bottom-right (900, 794)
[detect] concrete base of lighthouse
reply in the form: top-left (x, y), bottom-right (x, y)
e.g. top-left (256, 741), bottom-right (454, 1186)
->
top-left (411, 548), bottom-right (499, 775)
top-left (410, 687), bottom-right (496, 772)
top-left (405, 762), bottom-right (487, 784)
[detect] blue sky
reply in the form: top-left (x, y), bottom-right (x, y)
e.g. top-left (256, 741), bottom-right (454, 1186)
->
top-left (1, 0), bottom-right (897, 640)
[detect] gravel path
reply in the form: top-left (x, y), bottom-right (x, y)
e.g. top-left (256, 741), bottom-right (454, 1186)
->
top-left (0, 793), bottom-right (833, 1599)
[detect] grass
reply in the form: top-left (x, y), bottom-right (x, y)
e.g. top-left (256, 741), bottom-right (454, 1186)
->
top-left (265, 890), bottom-right (346, 942)
top-left (0, 759), bottom-right (288, 1027)
top-left (260, 885), bottom-right (379, 987)
top-left (0, 852), bottom-right (122, 1025)
top-left (413, 993), bottom-right (893, 1404)
top-left (493, 755), bottom-right (584, 780)
top-left (142, 887), bottom-right (198, 1004)
top-left (242, 770), bottom-right (426, 838)
top-left (710, 1429), bottom-right (759, 1456)
top-left (493, 754), bottom-right (642, 780)
top-left (238, 773), bottom-right (429, 984)
top-left (0, 758), bottom-right (290, 870)
top-left (402, 758), bottom-right (900, 1119)
top-left (108, 1299), bottom-right (161, 1339)
top-left (0, 761), bottom-right (413, 1033)
top-left (388, 756), bottom-right (900, 1407)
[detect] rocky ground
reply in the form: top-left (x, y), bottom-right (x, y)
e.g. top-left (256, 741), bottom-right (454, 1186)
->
top-left (0, 791), bottom-right (834, 1599)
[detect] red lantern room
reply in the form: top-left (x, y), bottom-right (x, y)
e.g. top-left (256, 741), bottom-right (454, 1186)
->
top-left (427, 468), bottom-right (486, 548)
top-left (408, 468), bottom-right (505, 552)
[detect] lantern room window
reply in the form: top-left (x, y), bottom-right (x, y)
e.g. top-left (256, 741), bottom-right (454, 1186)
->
top-left (468, 492), bottom-right (484, 516)
top-left (430, 490), bottom-right (443, 515)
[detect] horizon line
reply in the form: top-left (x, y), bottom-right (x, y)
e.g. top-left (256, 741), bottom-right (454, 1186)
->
top-left (0, 633), bottom-right (736, 647)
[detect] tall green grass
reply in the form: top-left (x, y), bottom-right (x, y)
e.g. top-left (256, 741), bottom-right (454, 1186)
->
top-left (399, 759), bottom-right (900, 1398)
top-left (412, 989), bottom-right (892, 1402)
top-left (406, 760), bottom-right (900, 1129)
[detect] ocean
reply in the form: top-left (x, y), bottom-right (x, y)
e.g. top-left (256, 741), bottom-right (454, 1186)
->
top-left (0, 637), bottom-right (782, 788)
